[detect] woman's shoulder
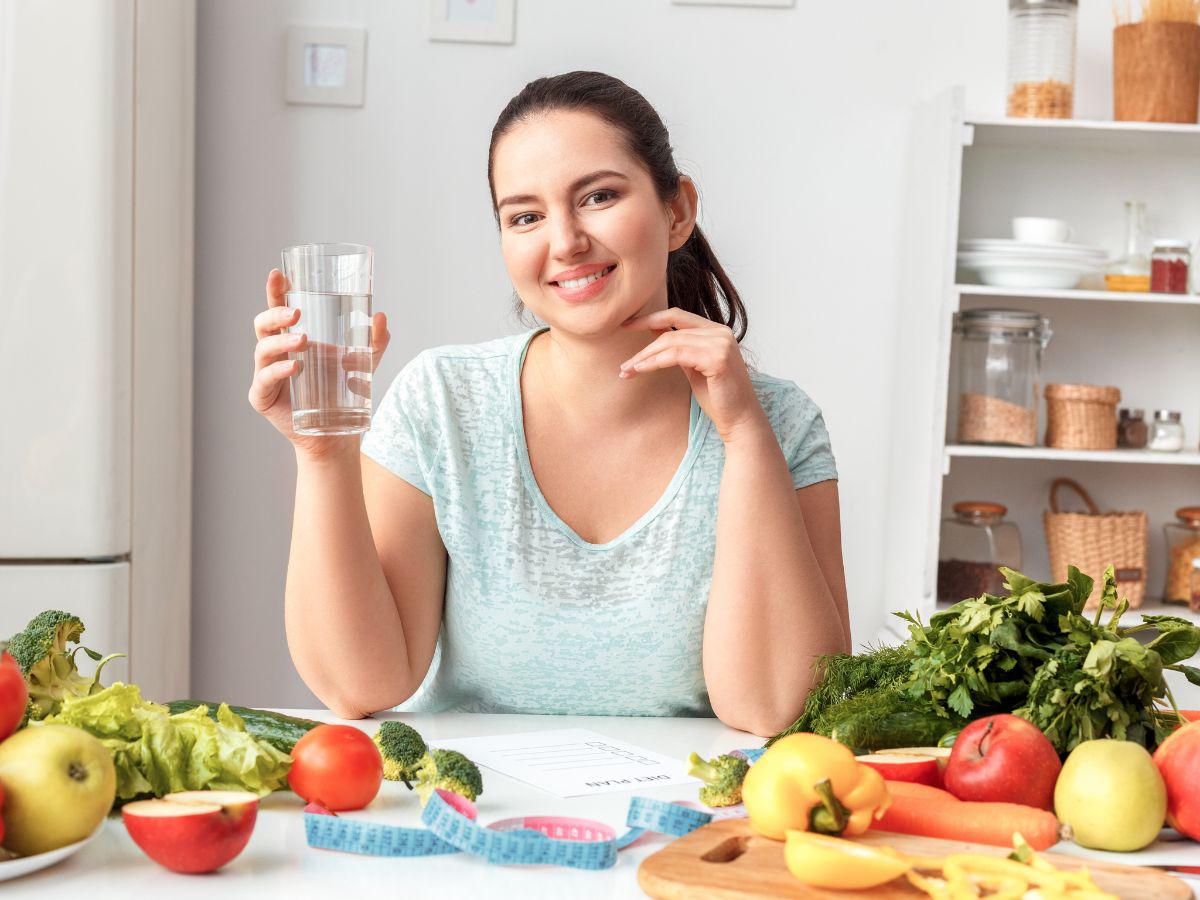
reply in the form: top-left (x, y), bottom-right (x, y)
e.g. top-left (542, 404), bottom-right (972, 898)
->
top-left (747, 370), bottom-right (824, 419)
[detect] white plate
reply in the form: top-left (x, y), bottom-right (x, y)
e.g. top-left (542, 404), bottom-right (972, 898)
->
top-left (956, 255), bottom-right (1100, 289)
top-left (959, 238), bottom-right (1108, 259)
top-left (0, 822), bottom-right (104, 882)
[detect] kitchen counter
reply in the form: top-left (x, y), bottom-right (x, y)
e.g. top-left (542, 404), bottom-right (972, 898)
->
top-left (5, 710), bottom-right (752, 899)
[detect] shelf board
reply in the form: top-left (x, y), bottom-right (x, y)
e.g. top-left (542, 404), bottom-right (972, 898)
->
top-left (956, 284), bottom-right (1200, 307)
top-left (945, 445), bottom-right (1200, 466)
top-left (965, 115), bottom-right (1200, 155)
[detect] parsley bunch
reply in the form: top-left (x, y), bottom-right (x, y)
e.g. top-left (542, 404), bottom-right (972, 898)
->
top-left (771, 564), bottom-right (1200, 756)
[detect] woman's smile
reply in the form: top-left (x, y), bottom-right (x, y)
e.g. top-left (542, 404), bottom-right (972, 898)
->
top-left (549, 264), bottom-right (617, 302)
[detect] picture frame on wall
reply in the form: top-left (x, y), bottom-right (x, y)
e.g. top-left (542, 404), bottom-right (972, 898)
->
top-left (429, 0), bottom-right (516, 44)
top-left (672, 0), bottom-right (794, 6)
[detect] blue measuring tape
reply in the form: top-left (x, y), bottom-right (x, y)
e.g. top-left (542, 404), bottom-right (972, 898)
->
top-left (305, 791), bottom-right (713, 870)
top-left (303, 746), bottom-right (763, 870)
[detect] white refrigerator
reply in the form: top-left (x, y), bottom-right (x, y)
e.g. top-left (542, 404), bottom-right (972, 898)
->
top-left (0, 0), bottom-right (195, 699)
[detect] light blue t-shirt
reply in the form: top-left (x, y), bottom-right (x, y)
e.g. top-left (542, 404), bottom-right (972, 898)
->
top-left (359, 326), bottom-right (837, 717)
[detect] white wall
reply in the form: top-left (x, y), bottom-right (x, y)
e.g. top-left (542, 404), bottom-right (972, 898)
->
top-left (194, 0), bottom-right (1121, 707)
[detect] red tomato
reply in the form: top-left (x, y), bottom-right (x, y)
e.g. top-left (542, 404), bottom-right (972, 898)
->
top-left (287, 724), bottom-right (382, 811)
top-left (0, 650), bottom-right (28, 742)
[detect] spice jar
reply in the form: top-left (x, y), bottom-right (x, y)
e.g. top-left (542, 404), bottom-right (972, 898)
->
top-left (1117, 408), bottom-right (1149, 448)
top-left (938, 502), bottom-right (1023, 602)
top-left (955, 309), bottom-right (1052, 447)
top-left (1164, 507), bottom-right (1200, 608)
top-left (1007, 0), bottom-right (1078, 119)
top-left (1148, 410), bottom-right (1185, 452)
top-left (1150, 240), bottom-right (1191, 294)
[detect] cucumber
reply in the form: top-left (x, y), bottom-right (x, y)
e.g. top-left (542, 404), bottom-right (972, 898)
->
top-left (166, 700), bottom-right (320, 753)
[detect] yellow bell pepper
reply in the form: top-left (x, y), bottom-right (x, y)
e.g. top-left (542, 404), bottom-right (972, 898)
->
top-left (784, 830), bottom-right (911, 889)
top-left (741, 732), bottom-right (890, 840)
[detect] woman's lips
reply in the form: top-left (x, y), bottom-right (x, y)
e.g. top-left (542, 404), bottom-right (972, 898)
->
top-left (549, 265), bottom-right (616, 302)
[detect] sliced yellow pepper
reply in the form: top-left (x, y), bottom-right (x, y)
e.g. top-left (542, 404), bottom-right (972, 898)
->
top-left (742, 733), bottom-right (890, 840)
top-left (783, 830), bottom-right (911, 889)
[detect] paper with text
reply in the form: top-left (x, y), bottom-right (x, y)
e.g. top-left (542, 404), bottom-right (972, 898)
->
top-left (434, 728), bottom-right (701, 798)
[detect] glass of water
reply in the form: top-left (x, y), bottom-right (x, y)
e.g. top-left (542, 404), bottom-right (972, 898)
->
top-left (280, 243), bottom-right (374, 436)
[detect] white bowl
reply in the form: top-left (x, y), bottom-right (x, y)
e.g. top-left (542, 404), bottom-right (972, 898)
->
top-left (956, 252), bottom-right (1102, 289)
top-left (0, 822), bottom-right (104, 882)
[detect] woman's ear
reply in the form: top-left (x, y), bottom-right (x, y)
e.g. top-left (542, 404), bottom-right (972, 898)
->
top-left (667, 175), bottom-right (699, 252)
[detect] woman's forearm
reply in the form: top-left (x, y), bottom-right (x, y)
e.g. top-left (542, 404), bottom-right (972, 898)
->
top-left (284, 439), bottom-right (413, 718)
top-left (702, 419), bottom-right (849, 737)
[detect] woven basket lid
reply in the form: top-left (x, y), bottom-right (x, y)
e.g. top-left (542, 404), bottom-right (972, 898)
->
top-left (1045, 383), bottom-right (1121, 403)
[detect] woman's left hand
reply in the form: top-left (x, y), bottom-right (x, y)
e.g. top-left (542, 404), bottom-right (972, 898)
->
top-left (619, 308), bottom-right (767, 444)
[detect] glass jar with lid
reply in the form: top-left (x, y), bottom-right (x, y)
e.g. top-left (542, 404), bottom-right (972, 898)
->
top-left (1150, 240), bottom-right (1191, 294)
top-left (954, 308), bottom-right (1052, 447)
top-left (1117, 408), bottom-right (1148, 448)
top-left (1104, 201), bottom-right (1152, 292)
top-left (1148, 410), bottom-right (1185, 452)
top-left (1007, 0), bottom-right (1078, 119)
top-left (1164, 507), bottom-right (1200, 607)
top-left (938, 502), bottom-right (1023, 602)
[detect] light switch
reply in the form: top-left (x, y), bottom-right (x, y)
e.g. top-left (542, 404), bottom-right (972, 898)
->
top-left (286, 26), bottom-right (366, 107)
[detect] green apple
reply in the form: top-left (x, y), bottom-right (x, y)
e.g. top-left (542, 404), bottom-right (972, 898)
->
top-left (1055, 738), bottom-right (1166, 852)
top-left (0, 724), bottom-right (116, 856)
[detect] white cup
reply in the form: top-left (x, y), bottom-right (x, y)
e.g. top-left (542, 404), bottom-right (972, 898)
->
top-left (1012, 217), bottom-right (1073, 244)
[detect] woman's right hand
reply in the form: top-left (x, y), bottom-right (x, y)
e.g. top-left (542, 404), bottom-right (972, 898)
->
top-left (249, 268), bottom-right (390, 458)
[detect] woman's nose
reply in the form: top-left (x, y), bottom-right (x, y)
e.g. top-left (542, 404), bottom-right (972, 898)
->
top-left (548, 213), bottom-right (589, 258)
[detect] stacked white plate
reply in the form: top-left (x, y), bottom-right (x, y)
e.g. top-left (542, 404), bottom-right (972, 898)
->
top-left (957, 239), bottom-right (1108, 289)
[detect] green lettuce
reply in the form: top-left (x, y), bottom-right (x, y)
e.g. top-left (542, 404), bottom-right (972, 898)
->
top-left (42, 682), bottom-right (291, 800)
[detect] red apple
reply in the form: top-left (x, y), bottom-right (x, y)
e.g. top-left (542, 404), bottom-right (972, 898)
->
top-left (1154, 719), bottom-right (1200, 840)
top-left (875, 747), bottom-right (953, 785)
top-left (943, 714), bottom-right (1061, 810)
top-left (122, 790), bottom-right (259, 873)
top-left (856, 753), bottom-right (940, 786)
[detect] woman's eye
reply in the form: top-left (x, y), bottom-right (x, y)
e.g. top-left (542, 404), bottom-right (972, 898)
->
top-left (585, 190), bottom-right (616, 205)
top-left (508, 191), bottom-right (615, 228)
top-left (511, 213), bottom-right (539, 227)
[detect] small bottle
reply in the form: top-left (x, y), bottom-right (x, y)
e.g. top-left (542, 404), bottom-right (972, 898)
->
top-left (1104, 201), bottom-right (1151, 292)
top-left (1148, 410), bottom-right (1185, 452)
top-left (1117, 408), bottom-right (1148, 449)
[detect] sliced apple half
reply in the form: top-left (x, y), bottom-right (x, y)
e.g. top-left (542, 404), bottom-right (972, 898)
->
top-left (876, 746), bottom-right (952, 773)
top-left (122, 790), bottom-right (259, 873)
top-left (856, 753), bottom-right (941, 787)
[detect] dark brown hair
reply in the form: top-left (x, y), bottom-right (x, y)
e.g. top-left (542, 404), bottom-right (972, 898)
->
top-left (487, 71), bottom-right (748, 342)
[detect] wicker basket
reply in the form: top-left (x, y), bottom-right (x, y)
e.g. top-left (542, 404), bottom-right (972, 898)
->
top-left (1043, 478), bottom-right (1147, 608)
top-left (1045, 383), bottom-right (1121, 450)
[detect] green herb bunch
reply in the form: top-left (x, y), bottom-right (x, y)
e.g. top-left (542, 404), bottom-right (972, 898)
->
top-left (771, 565), bottom-right (1200, 756)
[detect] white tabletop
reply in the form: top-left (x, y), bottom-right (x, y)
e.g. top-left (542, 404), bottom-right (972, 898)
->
top-left (7, 711), bottom-right (752, 899)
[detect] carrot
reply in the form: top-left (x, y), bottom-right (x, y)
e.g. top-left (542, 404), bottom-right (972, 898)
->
top-left (885, 780), bottom-right (960, 804)
top-left (874, 790), bottom-right (1060, 851)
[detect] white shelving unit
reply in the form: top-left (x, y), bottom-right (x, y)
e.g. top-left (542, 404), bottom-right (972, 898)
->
top-left (885, 89), bottom-right (1200, 661)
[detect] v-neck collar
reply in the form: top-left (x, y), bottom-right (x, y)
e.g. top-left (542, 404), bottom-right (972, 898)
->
top-left (510, 326), bottom-right (709, 551)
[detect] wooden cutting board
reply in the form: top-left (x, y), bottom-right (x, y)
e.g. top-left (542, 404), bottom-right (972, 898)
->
top-left (637, 819), bottom-right (1191, 899)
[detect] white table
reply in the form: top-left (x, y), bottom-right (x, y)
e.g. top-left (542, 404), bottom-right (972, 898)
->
top-left (7, 711), bottom-right (752, 899)
top-left (10, 710), bottom-right (1200, 898)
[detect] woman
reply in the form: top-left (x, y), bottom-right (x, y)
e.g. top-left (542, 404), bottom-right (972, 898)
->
top-left (249, 72), bottom-right (849, 737)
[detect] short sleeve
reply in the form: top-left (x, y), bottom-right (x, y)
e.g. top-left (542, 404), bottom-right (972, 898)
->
top-left (761, 379), bottom-right (838, 490)
top-left (360, 351), bottom-right (437, 496)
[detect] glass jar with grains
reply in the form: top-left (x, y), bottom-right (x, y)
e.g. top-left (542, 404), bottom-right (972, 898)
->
top-left (1007, 0), bottom-right (1078, 118)
top-left (1148, 410), bottom-right (1185, 452)
top-left (938, 502), bottom-right (1023, 602)
top-left (1117, 408), bottom-right (1148, 449)
top-left (955, 309), bottom-right (1052, 447)
top-left (1164, 507), bottom-right (1200, 608)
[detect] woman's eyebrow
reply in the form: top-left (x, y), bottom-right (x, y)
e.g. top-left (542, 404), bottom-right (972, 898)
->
top-left (497, 169), bottom-right (628, 210)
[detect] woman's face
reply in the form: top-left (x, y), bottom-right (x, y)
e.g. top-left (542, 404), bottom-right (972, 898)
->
top-left (492, 109), bottom-right (695, 336)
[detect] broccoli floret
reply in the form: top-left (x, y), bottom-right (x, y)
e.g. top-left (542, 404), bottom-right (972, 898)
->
top-left (6, 610), bottom-right (123, 724)
top-left (413, 748), bottom-right (483, 807)
top-left (688, 751), bottom-right (749, 808)
top-left (373, 721), bottom-right (427, 786)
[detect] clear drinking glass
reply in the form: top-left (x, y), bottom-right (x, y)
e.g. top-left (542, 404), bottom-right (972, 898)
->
top-left (280, 243), bottom-right (374, 436)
